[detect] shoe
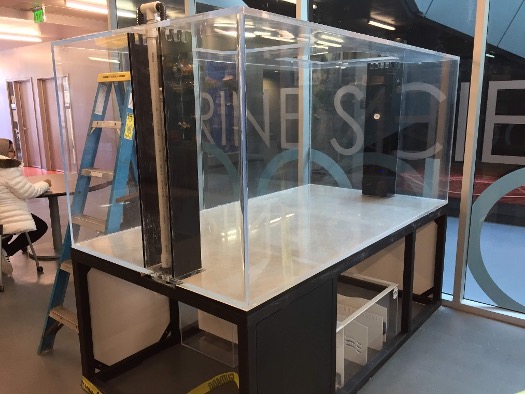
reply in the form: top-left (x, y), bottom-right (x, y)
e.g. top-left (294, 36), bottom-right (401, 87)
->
top-left (1, 249), bottom-right (13, 275)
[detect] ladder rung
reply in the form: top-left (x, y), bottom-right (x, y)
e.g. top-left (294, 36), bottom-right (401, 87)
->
top-left (81, 168), bottom-right (114, 181)
top-left (115, 192), bottom-right (139, 203)
top-left (60, 260), bottom-right (73, 275)
top-left (71, 215), bottom-right (106, 233)
top-left (49, 306), bottom-right (78, 333)
top-left (91, 120), bottom-right (121, 129)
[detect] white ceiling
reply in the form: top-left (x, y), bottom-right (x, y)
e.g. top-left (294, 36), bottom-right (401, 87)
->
top-left (0, 0), bottom-right (108, 51)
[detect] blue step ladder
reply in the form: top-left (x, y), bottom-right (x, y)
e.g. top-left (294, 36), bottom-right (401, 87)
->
top-left (38, 71), bottom-right (138, 354)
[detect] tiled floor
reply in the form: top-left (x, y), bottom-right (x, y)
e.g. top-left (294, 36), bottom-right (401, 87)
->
top-left (1, 175), bottom-right (525, 393)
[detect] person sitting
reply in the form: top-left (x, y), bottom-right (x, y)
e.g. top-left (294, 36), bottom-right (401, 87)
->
top-left (0, 138), bottom-right (51, 275)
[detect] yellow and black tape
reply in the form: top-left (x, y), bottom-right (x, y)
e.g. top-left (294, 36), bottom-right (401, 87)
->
top-left (124, 113), bottom-right (134, 140)
top-left (97, 72), bottom-right (131, 82)
top-left (81, 377), bottom-right (102, 394)
top-left (187, 372), bottom-right (239, 394)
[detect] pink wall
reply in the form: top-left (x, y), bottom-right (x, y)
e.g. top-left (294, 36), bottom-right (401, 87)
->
top-left (0, 41), bottom-right (119, 172)
top-left (0, 42), bottom-right (54, 141)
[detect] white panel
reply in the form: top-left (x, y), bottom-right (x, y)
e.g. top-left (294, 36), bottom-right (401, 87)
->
top-left (336, 328), bottom-right (345, 387)
top-left (337, 297), bottom-right (386, 351)
top-left (348, 221), bottom-right (437, 294)
top-left (347, 239), bottom-right (405, 289)
top-left (344, 320), bottom-right (368, 366)
top-left (414, 221), bottom-right (437, 294)
top-left (89, 268), bottom-right (170, 365)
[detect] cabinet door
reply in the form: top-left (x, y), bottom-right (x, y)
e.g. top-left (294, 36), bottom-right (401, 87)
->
top-left (256, 281), bottom-right (335, 394)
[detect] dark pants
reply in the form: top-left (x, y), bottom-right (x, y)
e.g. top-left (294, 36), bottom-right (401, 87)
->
top-left (1, 214), bottom-right (48, 256)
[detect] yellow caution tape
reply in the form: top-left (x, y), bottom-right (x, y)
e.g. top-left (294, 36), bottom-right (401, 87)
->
top-left (187, 372), bottom-right (239, 394)
top-left (81, 377), bottom-right (102, 394)
top-left (124, 113), bottom-right (134, 140)
top-left (97, 72), bottom-right (131, 82)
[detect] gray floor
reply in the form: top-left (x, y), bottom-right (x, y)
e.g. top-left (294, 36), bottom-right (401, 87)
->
top-left (443, 216), bottom-right (525, 307)
top-left (1, 197), bottom-right (83, 393)
top-left (1, 197), bottom-right (525, 393)
top-left (359, 307), bottom-right (525, 394)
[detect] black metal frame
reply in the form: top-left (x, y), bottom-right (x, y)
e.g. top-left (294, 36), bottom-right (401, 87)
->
top-left (72, 205), bottom-right (447, 393)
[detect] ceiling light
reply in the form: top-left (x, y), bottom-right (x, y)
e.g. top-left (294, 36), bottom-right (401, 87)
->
top-left (368, 20), bottom-right (396, 31)
top-left (263, 36), bottom-right (295, 43)
top-left (277, 29), bottom-right (294, 39)
top-left (485, 53), bottom-right (495, 58)
top-left (281, 0), bottom-right (296, 3)
top-left (214, 29), bottom-right (255, 38)
top-left (319, 34), bottom-right (344, 43)
top-left (0, 17), bottom-right (41, 37)
top-left (89, 56), bottom-right (120, 63)
top-left (316, 40), bottom-right (341, 48)
top-left (0, 33), bottom-right (42, 42)
top-left (65, 0), bottom-right (108, 14)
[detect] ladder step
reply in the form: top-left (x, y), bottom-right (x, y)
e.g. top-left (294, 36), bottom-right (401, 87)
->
top-left (60, 260), bottom-right (73, 275)
top-left (115, 192), bottom-right (139, 203)
top-left (49, 306), bottom-right (78, 333)
top-left (81, 167), bottom-right (114, 181)
top-left (71, 214), bottom-right (106, 233)
top-left (91, 120), bottom-right (121, 129)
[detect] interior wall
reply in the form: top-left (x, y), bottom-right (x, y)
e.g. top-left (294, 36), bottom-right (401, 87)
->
top-left (0, 43), bottom-right (53, 160)
top-left (0, 41), bottom-right (116, 171)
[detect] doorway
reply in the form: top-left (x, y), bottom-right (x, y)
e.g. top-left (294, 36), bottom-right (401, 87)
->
top-left (37, 77), bottom-right (75, 171)
top-left (9, 79), bottom-right (43, 168)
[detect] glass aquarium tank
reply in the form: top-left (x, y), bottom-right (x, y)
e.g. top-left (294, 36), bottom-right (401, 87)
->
top-left (52, 7), bottom-right (459, 310)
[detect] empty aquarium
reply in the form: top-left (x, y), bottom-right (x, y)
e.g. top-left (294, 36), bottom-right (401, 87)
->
top-left (53, 7), bottom-right (459, 310)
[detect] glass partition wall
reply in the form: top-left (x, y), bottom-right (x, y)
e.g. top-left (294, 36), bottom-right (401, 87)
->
top-left (461, 1), bottom-right (525, 315)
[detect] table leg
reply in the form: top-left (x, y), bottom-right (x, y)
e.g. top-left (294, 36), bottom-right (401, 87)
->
top-left (48, 196), bottom-right (63, 253)
top-left (29, 195), bottom-right (62, 261)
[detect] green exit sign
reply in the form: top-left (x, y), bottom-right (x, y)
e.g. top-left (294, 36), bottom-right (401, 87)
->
top-left (33, 6), bottom-right (46, 23)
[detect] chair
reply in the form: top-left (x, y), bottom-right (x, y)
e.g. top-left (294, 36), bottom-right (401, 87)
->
top-left (1, 232), bottom-right (44, 283)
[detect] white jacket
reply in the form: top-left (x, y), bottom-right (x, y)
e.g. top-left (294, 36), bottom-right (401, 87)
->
top-left (0, 155), bottom-right (50, 235)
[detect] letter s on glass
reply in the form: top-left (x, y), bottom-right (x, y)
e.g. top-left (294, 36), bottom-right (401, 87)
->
top-left (331, 85), bottom-right (364, 156)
